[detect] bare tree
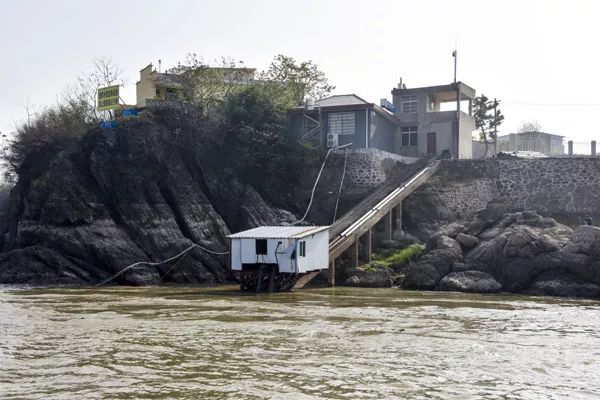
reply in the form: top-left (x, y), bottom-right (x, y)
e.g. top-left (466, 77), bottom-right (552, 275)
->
top-left (518, 120), bottom-right (542, 133)
top-left (67, 57), bottom-right (126, 121)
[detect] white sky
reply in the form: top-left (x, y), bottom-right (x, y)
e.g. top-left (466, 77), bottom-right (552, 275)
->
top-left (1, 0), bottom-right (599, 151)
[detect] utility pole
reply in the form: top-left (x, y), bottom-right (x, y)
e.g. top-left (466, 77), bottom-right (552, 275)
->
top-left (493, 98), bottom-right (499, 156)
top-left (453, 50), bottom-right (460, 158)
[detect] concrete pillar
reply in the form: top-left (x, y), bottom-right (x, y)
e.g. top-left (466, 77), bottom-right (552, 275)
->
top-left (383, 211), bottom-right (393, 241)
top-left (592, 141), bottom-right (597, 156)
top-left (328, 258), bottom-right (336, 287)
top-left (348, 240), bottom-right (359, 269)
top-left (568, 140), bottom-right (574, 156)
top-left (360, 229), bottom-right (372, 264)
top-left (393, 203), bottom-right (403, 233)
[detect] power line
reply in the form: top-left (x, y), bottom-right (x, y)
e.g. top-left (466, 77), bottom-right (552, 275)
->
top-left (505, 102), bottom-right (600, 107)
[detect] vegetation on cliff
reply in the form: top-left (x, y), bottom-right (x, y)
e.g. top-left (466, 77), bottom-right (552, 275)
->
top-left (0, 54), bottom-right (342, 286)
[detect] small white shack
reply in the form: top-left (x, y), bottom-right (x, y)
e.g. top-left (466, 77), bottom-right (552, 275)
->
top-left (228, 226), bottom-right (330, 274)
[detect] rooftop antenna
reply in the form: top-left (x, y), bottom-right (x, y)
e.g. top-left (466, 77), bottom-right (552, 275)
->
top-left (158, 59), bottom-right (162, 73)
top-left (452, 37), bottom-right (457, 83)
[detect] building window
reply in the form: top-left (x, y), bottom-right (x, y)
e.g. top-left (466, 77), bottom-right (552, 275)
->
top-left (255, 239), bottom-right (268, 255)
top-left (401, 95), bottom-right (418, 113)
top-left (329, 112), bottom-right (355, 136)
top-left (401, 126), bottom-right (418, 147)
top-left (299, 241), bottom-right (306, 257)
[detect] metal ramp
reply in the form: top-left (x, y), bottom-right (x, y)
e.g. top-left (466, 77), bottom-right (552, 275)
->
top-left (291, 157), bottom-right (440, 289)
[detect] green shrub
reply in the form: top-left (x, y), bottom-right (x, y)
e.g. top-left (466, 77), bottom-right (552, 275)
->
top-left (371, 244), bottom-right (425, 267)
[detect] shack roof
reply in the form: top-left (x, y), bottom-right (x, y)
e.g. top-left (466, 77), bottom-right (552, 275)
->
top-left (228, 226), bottom-right (329, 239)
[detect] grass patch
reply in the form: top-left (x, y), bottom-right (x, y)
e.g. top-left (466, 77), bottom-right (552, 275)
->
top-left (371, 244), bottom-right (425, 267)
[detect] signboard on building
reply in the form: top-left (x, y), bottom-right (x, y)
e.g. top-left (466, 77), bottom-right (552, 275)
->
top-left (97, 85), bottom-right (120, 111)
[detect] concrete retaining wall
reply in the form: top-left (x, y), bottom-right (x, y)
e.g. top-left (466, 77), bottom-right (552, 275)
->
top-left (342, 148), bottom-right (418, 187)
top-left (425, 157), bottom-right (600, 224)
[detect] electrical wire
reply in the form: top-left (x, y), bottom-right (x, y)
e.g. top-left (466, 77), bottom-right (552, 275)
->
top-left (291, 146), bottom-right (335, 225)
top-left (291, 143), bottom-right (352, 226)
top-left (331, 147), bottom-right (349, 224)
top-left (94, 243), bottom-right (229, 286)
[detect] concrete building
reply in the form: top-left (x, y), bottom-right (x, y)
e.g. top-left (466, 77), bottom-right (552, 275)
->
top-left (136, 63), bottom-right (256, 108)
top-left (496, 131), bottom-right (565, 156)
top-left (288, 94), bottom-right (401, 151)
top-left (289, 81), bottom-right (477, 159)
top-left (228, 226), bottom-right (330, 274)
top-left (391, 81), bottom-right (476, 159)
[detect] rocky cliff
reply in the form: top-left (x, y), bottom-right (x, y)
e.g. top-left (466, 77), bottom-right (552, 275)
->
top-left (0, 110), bottom-right (365, 286)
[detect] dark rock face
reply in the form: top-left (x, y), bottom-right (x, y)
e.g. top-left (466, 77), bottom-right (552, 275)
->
top-left (0, 116), bottom-right (348, 286)
top-left (399, 209), bottom-right (600, 299)
top-left (436, 271), bottom-right (502, 293)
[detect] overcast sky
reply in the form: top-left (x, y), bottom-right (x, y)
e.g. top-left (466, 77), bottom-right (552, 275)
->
top-left (1, 0), bottom-right (599, 150)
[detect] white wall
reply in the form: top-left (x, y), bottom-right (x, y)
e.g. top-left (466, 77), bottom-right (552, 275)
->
top-left (230, 230), bottom-right (329, 274)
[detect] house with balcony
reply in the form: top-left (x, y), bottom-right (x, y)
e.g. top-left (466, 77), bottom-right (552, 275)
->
top-left (391, 80), bottom-right (476, 159)
top-left (289, 80), bottom-right (477, 159)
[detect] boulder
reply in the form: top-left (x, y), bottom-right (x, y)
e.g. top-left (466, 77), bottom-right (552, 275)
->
top-left (420, 248), bottom-right (463, 276)
top-left (436, 235), bottom-right (463, 254)
top-left (570, 225), bottom-right (600, 257)
top-left (455, 233), bottom-right (479, 250)
top-left (344, 267), bottom-right (393, 288)
top-left (436, 271), bottom-right (502, 293)
top-left (451, 262), bottom-right (471, 272)
top-left (528, 270), bottom-right (600, 298)
top-left (400, 263), bottom-right (441, 290)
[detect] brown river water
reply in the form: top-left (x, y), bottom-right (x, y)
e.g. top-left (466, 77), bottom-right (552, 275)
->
top-left (1, 285), bottom-right (599, 400)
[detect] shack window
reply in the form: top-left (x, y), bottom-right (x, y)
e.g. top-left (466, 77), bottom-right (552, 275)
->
top-left (255, 239), bottom-right (268, 255)
top-left (401, 95), bottom-right (417, 113)
top-left (328, 112), bottom-right (355, 136)
top-left (401, 126), bottom-right (418, 147)
top-left (299, 241), bottom-right (306, 257)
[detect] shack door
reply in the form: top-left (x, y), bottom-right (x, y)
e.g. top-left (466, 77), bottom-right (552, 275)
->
top-left (427, 132), bottom-right (437, 154)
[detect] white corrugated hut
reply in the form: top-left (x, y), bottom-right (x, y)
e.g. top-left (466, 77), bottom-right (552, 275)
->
top-left (228, 226), bottom-right (330, 274)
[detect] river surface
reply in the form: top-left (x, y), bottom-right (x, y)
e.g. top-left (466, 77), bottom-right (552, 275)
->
top-left (1, 286), bottom-right (599, 400)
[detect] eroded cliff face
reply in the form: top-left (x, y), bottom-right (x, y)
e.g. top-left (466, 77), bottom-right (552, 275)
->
top-left (0, 113), bottom-right (344, 286)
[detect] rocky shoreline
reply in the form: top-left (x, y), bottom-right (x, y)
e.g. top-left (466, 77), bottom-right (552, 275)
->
top-left (354, 207), bottom-right (600, 299)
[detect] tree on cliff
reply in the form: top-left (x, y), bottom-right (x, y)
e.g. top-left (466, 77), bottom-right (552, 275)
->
top-left (69, 57), bottom-right (127, 121)
top-left (168, 55), bottom-right (253, 115)
top-left (169, 54), bottom-right (335, 113)
top-left (473, 95), bottom-right (504, 157)
top-left (0, 59), bottom-right (126, 183)
top-left (257, 54), bottom-right (335, 107)
top-left (518, 120), bottom-right (542, 133)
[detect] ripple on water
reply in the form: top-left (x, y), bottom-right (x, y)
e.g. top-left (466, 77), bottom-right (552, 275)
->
top-left (1, 286), bottom-right (600, 399)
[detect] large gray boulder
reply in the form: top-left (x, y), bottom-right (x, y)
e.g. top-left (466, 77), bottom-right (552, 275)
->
top-left (528, 270), bottom-right (600, 298)
top-left (569, 225), bottom-right (600, 257)
top-left (436, 271), bottom-right (502, 293)
top-left (400, 263), bottom-right (441, 290)
top-left (344, 266), bottom-right (393, 288)
top-left (455, 233), bottom-right (479, 250)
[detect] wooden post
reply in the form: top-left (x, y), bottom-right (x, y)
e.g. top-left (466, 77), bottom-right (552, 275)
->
top-left (361, 228), bottom-right (372, 264)
top-left (394, 202), bottom-right (403, 233)
top-left (328, 258), bottom-right (336, 287)
top-left (383, 211), bottom-right (393, 241)
top-left (349, 240), bottom-right (359, 269)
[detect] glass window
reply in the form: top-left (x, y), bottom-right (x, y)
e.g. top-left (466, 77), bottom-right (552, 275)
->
top-left (401, 126), bottom-right (418, 147)
top-left (328, 112), bottom-right (355, 136)
top-left (401, 95), bottom-right (418, 113)
top-left (255, 239), bottom-right (268, 255)
top-left (299, 241), bottom-right (306, 257)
